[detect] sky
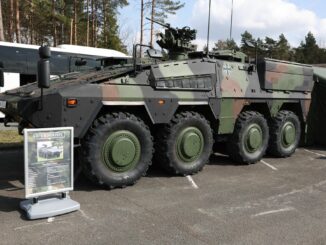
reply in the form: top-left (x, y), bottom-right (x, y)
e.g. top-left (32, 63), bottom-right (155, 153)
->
top-left (118, 0), bottom-right (326, 52)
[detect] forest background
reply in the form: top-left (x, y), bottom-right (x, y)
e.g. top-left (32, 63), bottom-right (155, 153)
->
top-left (0, 0), bottom-right (325, 64)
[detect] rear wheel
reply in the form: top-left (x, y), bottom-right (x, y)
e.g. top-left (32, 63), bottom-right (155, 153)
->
top-left (155, 111), bottom-right (213, 175)
top-left (82, 112), bottom-right (153, 188)
top-left (227, 111), bottom-right (269, 164)
top-left (267, 110), bottom-right (301, 157)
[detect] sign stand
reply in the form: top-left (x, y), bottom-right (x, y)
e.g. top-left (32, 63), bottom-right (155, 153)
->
top-left (20, 192), bottom-right (80, 220)
top-left (20, 127), bottom-right (80, 220)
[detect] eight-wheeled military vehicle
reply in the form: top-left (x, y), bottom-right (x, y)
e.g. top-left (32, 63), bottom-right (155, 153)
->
top-left (0, 21), bottom-right (316, 188)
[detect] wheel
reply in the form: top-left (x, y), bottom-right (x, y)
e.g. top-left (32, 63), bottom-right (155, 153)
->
top-left (267, 110), bottom-right (301, 157)
top-left (227, 111), bottom-right (269, 164)
top-left (155, 111), bottom-right (213, 175)
top-left (82, 112), bottom-right (154, 188)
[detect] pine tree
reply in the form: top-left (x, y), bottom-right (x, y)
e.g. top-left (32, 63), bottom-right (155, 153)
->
top-left (213, 39), bottom-right (239, 51)
top-left (240, 30), bottom-right (256, 57)
top-left (276, 34), bottom-right (291, 61)
top-left (295, 32), bottom-right (320, 64)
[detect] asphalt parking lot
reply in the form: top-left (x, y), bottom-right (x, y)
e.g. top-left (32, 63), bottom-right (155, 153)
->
top-left (0, 144), bottom-right (326, 245)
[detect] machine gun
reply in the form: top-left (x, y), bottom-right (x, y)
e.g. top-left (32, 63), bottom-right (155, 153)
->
top-left (146, 18), bottom-right (197, 60)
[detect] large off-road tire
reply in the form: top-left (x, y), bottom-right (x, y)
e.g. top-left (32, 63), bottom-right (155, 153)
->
top-left (227, 111), bottom-right (269, 164)
top-left (267, 110), bottom-right (301, 157)
top-left (155, 111), bottom-right (213, 175)
top-left (82, 112), bottom-right (153, 189)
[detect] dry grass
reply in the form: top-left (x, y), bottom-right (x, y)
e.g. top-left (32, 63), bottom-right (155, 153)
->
top-left (0, 130), bottom-right (23, 147)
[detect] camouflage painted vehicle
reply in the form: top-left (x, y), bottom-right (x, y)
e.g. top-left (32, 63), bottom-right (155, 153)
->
top-left (0, 22), bottom-right (315, 188)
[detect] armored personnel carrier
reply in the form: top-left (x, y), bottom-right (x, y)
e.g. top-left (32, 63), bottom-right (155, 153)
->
top-left (0, 22), bottom-right (315, 188)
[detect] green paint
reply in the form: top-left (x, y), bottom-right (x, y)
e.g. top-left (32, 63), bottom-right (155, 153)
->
top-left (270, 100), bottom-right (284, 117)
top-left (244, 123), bottom-right (263, 153)
top-left (102, 130), bottom-right (141, 172)
top-left (219, 99), bottom-right (236, 134)
top-left (176, 127), bottom-right (204, 163)
top-left (281, 121), bottom-right (296, 147)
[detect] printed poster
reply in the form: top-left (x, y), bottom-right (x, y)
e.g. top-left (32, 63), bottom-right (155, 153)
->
top-left (24, 127), bottom-right (73, 198)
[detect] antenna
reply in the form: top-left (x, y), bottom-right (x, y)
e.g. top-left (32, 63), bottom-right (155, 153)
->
top-left (230, 0), bottom-right (234, 40)
top-left (206, 0), bottom-right (212, 57)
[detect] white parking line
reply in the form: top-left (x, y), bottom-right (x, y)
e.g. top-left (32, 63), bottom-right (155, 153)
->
top-left (186, 175), bottom-right (199, 189)
top-left (260, 160), bottom-right (278, 171)
top-left (252, 207), bottom-right (295, 217)
top-left (79, 209), bottom-right (95, 221)
top-left (47, 217), bottom-right (55, 223)
top-left (303, 149), bottom-right (326, 158)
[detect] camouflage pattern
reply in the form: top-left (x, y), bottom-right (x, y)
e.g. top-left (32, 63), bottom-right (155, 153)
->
top-left (0, 24), bottom-right (315, 140)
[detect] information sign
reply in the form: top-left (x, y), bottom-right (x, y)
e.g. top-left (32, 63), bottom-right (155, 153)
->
top-left (24, 127), bottom-right (74, 198)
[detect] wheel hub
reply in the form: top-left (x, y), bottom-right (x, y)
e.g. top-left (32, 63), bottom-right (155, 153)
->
top-left (102, 130), bottom-right (141, 172)
top-left (282, 122), bottom-right (296, 147)
top-left (177, 127), bottom-right (204, 162)
top-left (245, 124), bottom-right (263, 153)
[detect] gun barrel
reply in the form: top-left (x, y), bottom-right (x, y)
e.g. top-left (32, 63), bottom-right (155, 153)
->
top-left (146, 17), bottom-right (171, 28)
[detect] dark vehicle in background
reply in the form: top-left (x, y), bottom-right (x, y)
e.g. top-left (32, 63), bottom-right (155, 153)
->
top-left (0, 42), bottom-right (130, 118)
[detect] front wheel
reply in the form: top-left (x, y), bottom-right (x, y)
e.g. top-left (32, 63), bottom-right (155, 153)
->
top-left (82, 112), bottom-right (154, 188)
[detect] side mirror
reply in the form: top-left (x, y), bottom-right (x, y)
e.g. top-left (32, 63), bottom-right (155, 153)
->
top-left (0, 62), bottom-right (4, 87)
top-left (39, 46), bottom-right (51, 59)
top-left (37, 46), bottom-right (51, 89)
top-left (147, 49), bottom-right (163, 59)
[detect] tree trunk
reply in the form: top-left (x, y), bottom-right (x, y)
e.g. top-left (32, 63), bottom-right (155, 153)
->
top-left (70, 18), bottom-right (73, 45)
top-left (94, 2), bottom-right (98, 47)
top-left (9, 0), bottom-right (14, 42)
top-left (52, 0), bottom-right (57, 46)
top-left (0, 0), bottom-right (4, 41)
top-left (150, 0), bottom-right (155, 47)
top-left (140, 0), bottom-right (144, 57)
top-left (29, 1), bottom-right (34, 44)
top-left (14, 0), bottom-right (21, 43)
top-left (73, 0), bottom-right (77, 45)
top-left (91, 0), bottom-right (95, 46)
top-left (103, 1), bottom-right (107, 45)
top-left (86, 0), bottom-right (89, 46)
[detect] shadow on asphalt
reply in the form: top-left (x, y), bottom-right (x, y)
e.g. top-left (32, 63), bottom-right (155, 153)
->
top-left (0, 147), bottom-right (25, 213)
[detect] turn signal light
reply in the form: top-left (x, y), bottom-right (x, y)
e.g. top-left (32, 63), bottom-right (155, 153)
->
top-left (67, 98), bottom-right (78, 107)
top-left (158, 99), bottom-right (165, 105)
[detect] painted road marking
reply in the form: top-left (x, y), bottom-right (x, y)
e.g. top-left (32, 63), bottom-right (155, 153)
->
top-left (304, 149), bottom-right (326, 158)
top-left (47, 217), bottom-right (55, 223)
top-left (186, 175), bottom-right (199, 189)
top-left (79, 209), bottom-right (95, 221)
top-left (260, 160), bottom-right (278, 171)
top-left (252, 207), bottom-right (295, 217)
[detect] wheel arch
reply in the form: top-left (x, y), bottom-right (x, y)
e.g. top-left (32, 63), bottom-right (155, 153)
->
top-left (242, 103), bottom-right (272, 119)
top-left (279, 102), bottom-right (305, 123)
top-left (96, 105), bottom-right (154, 128)
top-left (175, 105), bottom-right (218, 132)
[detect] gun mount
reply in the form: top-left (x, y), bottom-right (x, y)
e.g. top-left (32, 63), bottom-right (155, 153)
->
top-left (147, 18), bottom-right (197, 60)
